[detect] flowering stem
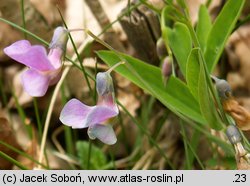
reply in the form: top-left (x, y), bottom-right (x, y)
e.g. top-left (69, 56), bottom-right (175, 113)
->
top-left (0, 151), bottom-right (28, 170)
top-left (33, 98), bottom-right (42, 140)
top-left (0, 18), bottom-right (48, 46)
top-left (106, 61), bottom-right (125, 74)
top-left (20, 0), bottom-right (27, 39)
top-left (0, 140), bottom-right (48, 169)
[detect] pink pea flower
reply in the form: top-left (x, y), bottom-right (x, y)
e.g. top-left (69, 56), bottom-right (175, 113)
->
top-left (60, 62), bottom-right (124, 145)
top-left (3, 26), bottom-right (68, 97)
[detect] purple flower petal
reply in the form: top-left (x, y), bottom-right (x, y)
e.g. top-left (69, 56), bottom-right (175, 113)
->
top-left (87, 105), bottom-right (118, 127)
top-left (98, 93), bottom-right (119, 114)
top-left (96, 72), bottom-right (119, 114)
top-left (60, 98), bottom-right (119, 129)
top-left (48, 68), bottom-right (62, 86)
top-left (59, 99), bottom-right (93, 129)
top-left (4, 40), bottom-right (54, 71)
top-left (47, 48), bottom-right (63, 69)
top-left (21, 69), bottom-right (50, 97)
top-left (88, 124), bottom-right (117, 145)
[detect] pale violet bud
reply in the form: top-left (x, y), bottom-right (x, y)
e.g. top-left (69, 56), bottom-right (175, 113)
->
top-left (49, 26), bottom-right (68, 51)
top-left (156, 38), bottom-right (168, 60)
top-left (162, 56), bottom-right (172, 80)
top-left (226, 125), bottom-right (242, 145)
top-left (96, 72), bottom-right (114, 96)
top-left (211, 76), bottom-right (232, 99)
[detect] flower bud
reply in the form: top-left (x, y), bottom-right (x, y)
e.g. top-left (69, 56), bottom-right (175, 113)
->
top-left (49, 26), bottom-right (68, 51)
top-left (156, 38), bottom-right (168, 60)
top-left (212, 76), bottom-right (232, 100)
top-left (96, 72), bottom-right (114, 96)
top-left (96, 72), bottom-right (118, 113)
top-left (226, 125), bottom-right (242, 145)
top-left (161, 56), bottom-right (172, 81)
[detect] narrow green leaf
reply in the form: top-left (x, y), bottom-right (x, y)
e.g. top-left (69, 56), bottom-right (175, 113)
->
top-left (198, 56), bottom-right (223, 130)
top-left (0, 17), bottom-right (48, 46)
top-left (97, 50), bottom-right (205, 124)
top-left (0, 151), bottom-right (28, 170)
top-left (204, 0), bottom-right (245, 72)
top-left (165, 76), bottom-right (203, 123)
top-left (161, 6), bottom-right (182, 27)
top-left (196, 4), bottom-right (212, 52)
top-left (166, 22), bottom-right (192, 76)
top-left (186, 48), bottom-right (200, 99)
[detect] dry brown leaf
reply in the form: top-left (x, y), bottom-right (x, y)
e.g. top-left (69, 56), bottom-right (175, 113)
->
top-left (237, 157), bottom-right (250, 170)
top-left (223, 98), bottom-right (250, 131)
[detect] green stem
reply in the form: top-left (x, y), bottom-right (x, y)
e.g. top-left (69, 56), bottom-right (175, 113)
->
top-left (60, 84), bottom-right (75, 155)
top-left (206, 0), bottom-right (212, 7)
top-left (0, 151), bottom-right (28, 170)
top-left (183, 135), bottom-right (205, 169)
top-left (33, 98), bottom-right (42, 140)
top-left (12, 91), bottom-right (33, 139)
top-left (87, 140), bottom-right (92, 170)
top-left (0, 140), bottom-right (48, 169)
top-left (94, 60), bottom-right (98, 103)
top-left (0, 18), bottom-right (48, 45)
top-left (139, 0), bottom-right (161, 14)
top-left (20, 0), bottom-right (27, 39)
top-left (180, 121), bottom-right (191, 169)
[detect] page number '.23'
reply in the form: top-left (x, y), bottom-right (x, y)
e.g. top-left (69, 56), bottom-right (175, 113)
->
top-left (233, 174), bottom-right (246, 183)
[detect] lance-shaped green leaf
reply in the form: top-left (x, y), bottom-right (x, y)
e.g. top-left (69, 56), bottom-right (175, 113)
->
top-left (186, 48), bottom-right (200, 99)
top-left (196, 4), bottom-right (212, 52)
top-left (204, 0), bottom-right (245, 72)
top-left (97, 50), bottom-right (205, 124)
top-left (198, 54), bottom-right (224, 130)
top-left (161, 6), bottom-right (183, 28)
top-left (165, 22), bottom-right (192, 77)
